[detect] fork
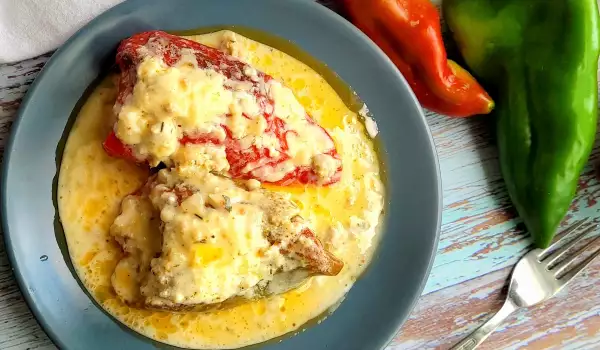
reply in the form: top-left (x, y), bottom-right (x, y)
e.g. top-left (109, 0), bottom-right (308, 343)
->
top-left (451, 218), bottom-right (600, 350)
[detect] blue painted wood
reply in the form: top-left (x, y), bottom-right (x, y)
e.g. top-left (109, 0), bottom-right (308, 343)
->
top-left (422, 103), bottom-right (600, 296)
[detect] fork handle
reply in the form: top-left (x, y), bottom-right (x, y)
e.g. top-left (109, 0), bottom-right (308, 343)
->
top-left (450, 298), bottom-right (518, 350)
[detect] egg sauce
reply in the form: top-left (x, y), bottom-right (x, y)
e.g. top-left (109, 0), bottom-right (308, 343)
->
top-left (58, 30), bottom-right (384, 349)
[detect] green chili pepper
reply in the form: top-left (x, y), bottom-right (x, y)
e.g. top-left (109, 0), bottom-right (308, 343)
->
top-left (443, 0), bottom-right (600, 247)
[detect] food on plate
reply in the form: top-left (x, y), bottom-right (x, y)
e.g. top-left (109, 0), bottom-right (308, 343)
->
top-left (343, 0), bottom-right (494, 117)
top-left (58, 29), bottom-right (384, 348)
top-left (444, 0), bottom-right (600, 247)
top-left (111, 167), bottom-right (343, 310)
top-left (104, 31), bottom-right (341, 185)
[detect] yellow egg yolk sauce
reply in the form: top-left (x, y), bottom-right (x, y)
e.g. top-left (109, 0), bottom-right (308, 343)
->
top-left (58, 30), bottom-right (384, 349)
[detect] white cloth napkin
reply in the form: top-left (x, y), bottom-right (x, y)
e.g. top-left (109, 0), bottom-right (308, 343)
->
top-left (0, 0), bottom-right (124, 63)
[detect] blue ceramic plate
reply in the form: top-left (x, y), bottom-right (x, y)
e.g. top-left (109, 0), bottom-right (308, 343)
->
top-left (1, 0), bottom-right (441, 349)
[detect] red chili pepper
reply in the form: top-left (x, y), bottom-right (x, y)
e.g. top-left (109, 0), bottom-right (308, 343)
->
top-left (344, 0), bottom-right (494, 117)
top-left (105, 31), bottom-right (342, 186)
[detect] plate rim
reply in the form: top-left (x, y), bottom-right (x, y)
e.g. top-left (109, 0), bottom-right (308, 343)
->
top-left (1, 0), bottom-right (442, 349)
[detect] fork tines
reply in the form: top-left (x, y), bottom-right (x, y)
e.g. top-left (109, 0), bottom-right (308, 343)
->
top-left (537, 218), bottom-right (600, 280)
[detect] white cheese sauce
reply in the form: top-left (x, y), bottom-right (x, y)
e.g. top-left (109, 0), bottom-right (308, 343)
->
top-left (114, 34), bottom-right (339, 184)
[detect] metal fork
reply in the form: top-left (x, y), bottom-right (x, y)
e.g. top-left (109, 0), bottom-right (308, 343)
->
top-left (451, 218), bottom-right (600, 350)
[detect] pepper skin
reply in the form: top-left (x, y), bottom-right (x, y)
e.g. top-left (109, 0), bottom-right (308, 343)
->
top-left (344, 0), bottom-right (494, 117)
top-left (444, 0), bottom-right (600, 247)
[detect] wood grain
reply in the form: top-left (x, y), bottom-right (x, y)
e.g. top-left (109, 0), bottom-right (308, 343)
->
top-left (390, 258), bottom-right (600, 350)
top-left (0, 53), bottom-right (56, 350)
top-left (1, 2), bottom-right (600, 349)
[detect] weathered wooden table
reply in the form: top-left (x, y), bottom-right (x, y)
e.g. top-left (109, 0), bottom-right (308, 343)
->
top-left (1, 3), bottom-right (600, 350)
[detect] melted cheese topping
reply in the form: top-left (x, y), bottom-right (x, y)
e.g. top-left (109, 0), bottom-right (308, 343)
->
top-left (172, 143), bottom-right (230, 175)
top-left (58, 30), bottom-right (384, 349)
top-left (116, 169), bottom-right (307, 307)
top-left (114, 37), bottom-right (337, 183)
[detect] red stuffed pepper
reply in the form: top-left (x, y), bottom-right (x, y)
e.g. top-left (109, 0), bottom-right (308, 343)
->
top-left (104, 31), bottom-right (342, 186)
